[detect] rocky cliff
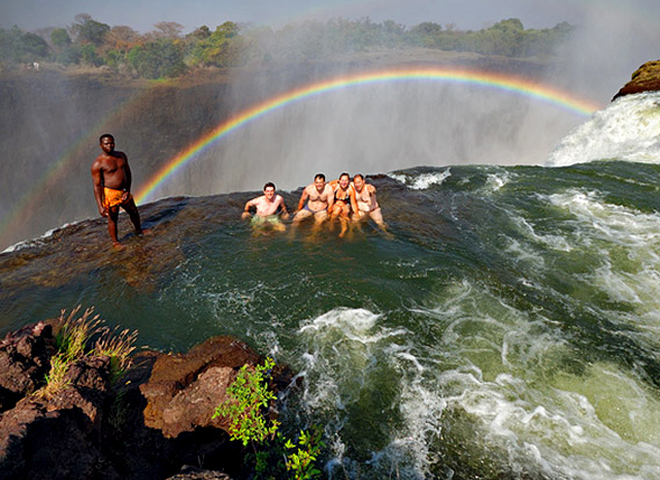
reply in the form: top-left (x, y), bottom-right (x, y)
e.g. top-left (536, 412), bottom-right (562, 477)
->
top-left (612, 60), bottom-right (660, 100)
top-left (0, 319), bottom-right (292, 480)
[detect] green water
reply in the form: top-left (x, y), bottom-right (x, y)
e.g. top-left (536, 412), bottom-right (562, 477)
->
top-left (3, 161), bottom-right (660, 479)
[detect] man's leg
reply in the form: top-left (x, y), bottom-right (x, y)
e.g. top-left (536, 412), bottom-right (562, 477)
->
top-left (293, 208), bottom-right (312, 224)
top-left (123, 199), bottom-right (143, 235)
top-left (370, 208), bottom-right (387, 231)
top-left (107, 207), bottom-right (121, 245)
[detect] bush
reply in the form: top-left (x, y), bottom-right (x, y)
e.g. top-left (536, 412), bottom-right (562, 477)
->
top-left (213, 357), bottom-right (280, 447)
top-left (128, 39), bottom-right (186, 79)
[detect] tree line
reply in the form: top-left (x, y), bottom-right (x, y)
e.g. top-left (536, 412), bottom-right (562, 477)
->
top-left (0, 14), bottom-right (574, 79)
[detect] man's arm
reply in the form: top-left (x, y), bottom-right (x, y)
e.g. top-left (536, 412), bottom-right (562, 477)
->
top-left (121, 153), bottom-right (132, 202)
top-left (348, 187), bottom-right (358, 214)
top-left (297, 188), bottom-right (309, 211)
top-left (325, 185), bottom-right (334, 212)
top-left (242, 197), bottom-right (256, 219)
top-left (91, 161), bottom-right (107, 217)
top-left (277, 196), bottom-right (289, 217)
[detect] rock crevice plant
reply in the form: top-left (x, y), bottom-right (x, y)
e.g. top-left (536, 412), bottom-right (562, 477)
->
top-left (214, 357), bottom-right (324, 480)
top-left (35, 305), bottom-right (137, 400)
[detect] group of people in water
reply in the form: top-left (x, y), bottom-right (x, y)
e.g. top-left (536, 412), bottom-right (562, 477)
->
top-left (241, 172), bottom-right (386, 236)
top-left (91, 134), bottom-right (385, 247)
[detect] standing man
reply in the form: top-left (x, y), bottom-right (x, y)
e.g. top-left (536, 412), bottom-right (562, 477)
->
top-left (91, 134), bottom-right (144, 247)
top-left (293, 173), bottom-right (334, 227)
top-left (242, 182), bottom-right (289, 232)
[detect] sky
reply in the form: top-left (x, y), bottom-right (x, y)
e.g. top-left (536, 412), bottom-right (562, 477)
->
top-left (1, 0), bottom-right (603, 33)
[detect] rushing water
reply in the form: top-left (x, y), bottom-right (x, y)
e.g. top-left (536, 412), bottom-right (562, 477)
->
top-left (2, 92), bottom-right (660, 480)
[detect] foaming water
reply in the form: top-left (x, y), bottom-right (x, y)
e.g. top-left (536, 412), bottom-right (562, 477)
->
top-left (548, 91), bottom-right (660, 166)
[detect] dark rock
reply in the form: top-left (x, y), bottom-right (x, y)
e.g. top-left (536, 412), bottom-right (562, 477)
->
top-left (0, 353), bottom-right (118, 480)
top-left (166, 465), bottom-right (234, 479)
top-left (140, 336), bottom-right (261, 438)
top-left (49, 354), bottom-right (112, 425)
top-left (0, 321), bottom-right (55, 412)
top-left (0, 402), bottom-right (118, 480)
top-left (612, 60), bottom-right (660, 100)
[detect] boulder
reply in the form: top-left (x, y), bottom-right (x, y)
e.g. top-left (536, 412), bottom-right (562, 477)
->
top-left (0, 321), bottom-right (55, 412)
top-left (140, 336), bottom-right (261, 438)
top-left (0, 355), bottom-right (117, 480)
top-left (166, 465), bottom-right (234, 479)
top-left (612, 60), bottom-right (660, 100)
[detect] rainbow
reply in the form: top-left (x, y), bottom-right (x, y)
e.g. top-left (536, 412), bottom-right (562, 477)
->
top-left (135, 67), bottom-right (602, 204)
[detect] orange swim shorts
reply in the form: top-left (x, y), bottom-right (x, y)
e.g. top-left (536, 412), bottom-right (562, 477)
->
top-left (103, 187), bottom-right (132, 208)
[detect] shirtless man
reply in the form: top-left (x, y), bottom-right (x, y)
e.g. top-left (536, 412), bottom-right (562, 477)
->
top-left (293, 173), bottom-right (334, 226)
top-left (328, 172), bottom-right (358, 237)
top-left (242, 182), bottom-right (289, 232)
top-left (352, 174), bottom-right (386, 231)
top-left (91, 134), bottom-right (144, 247)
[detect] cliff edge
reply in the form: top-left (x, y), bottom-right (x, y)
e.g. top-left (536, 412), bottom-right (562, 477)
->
top-left (612, 60), bottom-right (660, 101)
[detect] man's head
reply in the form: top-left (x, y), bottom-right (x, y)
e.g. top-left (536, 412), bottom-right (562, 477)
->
top-left (99, 134), bottom-right (115, 154)
top-left (338, 172), bottom-right (350, 189)
top-left (263, 182), bottom-right (276, 200)
top-left (353, 174), bottom-right (364, 191)
top-left (314, 173), bottom-right (326, 191)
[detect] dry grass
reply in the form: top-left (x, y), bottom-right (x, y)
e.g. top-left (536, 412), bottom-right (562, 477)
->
top-left (34, 305), bottom-right (138, 399)
top-left (95, 326), bottom-right (139, 381)
top-left (38, 353), bottom-right (71, 400)
top-left (55, 306), bottom-right (102, 361)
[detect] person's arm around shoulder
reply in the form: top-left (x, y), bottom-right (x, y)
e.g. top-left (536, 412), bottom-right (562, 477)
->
top-left (367, 183), bottom-right (376, 195)
top-left (325, 184), bottom-right (335, 212)
top-left (277, 195), bottom-right (289, 220)
top-left (297, 187), bottom-right (309, 212)
top-left (348, 185), bottom-right (358, 214)
top-left (91, 159), bottom-right (107, 217)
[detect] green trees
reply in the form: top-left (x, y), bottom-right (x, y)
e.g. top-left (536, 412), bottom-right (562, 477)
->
top-left (70, 13), bottom-right (111, 46)
top-left (51, 28), bottom-right (71, 49)
top-left (189, 21), bottom-right (245, 67)
top-left (0, 26), bottom-right (49, 64)
top-left (127, 39), bottom-right (186, 78)
top-left (0, 15), bottom-right (575, 77)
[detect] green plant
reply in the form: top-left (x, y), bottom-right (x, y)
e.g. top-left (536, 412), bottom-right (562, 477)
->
top-left (38, 353), bottom-right (72, 400)
top-left (55, 306), bottom-right (102, 360)
top-left (213, 357), bottom-right (326, 480)
top-left (284, 427), bottom-right (325, 480)
top-left (213, 357), bottom-right (280, 448)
